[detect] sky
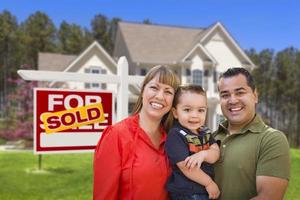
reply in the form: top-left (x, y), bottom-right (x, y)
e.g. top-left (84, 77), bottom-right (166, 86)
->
top-left (1, 0), bottom-right (299, 52)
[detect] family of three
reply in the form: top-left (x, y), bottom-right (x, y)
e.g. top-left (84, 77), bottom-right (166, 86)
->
top-left (93, 65), bottom-right (290, 200)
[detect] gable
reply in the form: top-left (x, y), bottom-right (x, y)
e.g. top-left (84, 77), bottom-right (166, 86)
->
top-left (66, 45), bottom-right (116, 74)
top-left (182, 44), bottom-right (217, 66)
top-left (64, 41), bottom-right (117, 74)
top-left (205, 38), bottom-right (242, 71)
top-left (201, 23), bottom-right (255, 69)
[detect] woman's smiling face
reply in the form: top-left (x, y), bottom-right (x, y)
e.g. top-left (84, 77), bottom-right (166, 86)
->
top-left (140, 74), bottom-right (175, 120)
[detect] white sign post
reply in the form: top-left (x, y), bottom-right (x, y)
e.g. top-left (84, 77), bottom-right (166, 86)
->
top-left (18, 56), bottom-right (144, 123)
top-left (18, 56), bottom-right (144, 154)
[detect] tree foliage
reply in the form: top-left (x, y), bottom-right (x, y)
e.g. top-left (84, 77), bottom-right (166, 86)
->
top-left (0, 10), bottom-right (299, 148)
top-left (91, 14), bottom-right (121, 54)
top-left (249, 47), bottom-right (300, 147)
top-left (0, 11), bottom-right (122, 141)
top-left (20, 11), bottom-right (57, 67)
top-left (0, 10), bottom-right (22, 118)
top-left (58, 21), bottom-right (93, 54)
top-left (0, 64), bottom-right (36, 140)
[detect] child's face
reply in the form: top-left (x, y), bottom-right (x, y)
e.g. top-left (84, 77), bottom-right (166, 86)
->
top-left (172, 91), bottom-right (207, 134)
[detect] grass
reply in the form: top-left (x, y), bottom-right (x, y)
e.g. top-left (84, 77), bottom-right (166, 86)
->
top-left (285, 148), bottom-right (300, 200)
top-left (0, 137), bottom-right (6, 145)
top-left (0, 149), bottom-right (299, 200)
top-left (0, 151), bottom-right (93, 200)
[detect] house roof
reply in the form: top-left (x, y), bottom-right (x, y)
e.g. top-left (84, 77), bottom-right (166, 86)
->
top-left (117, 21), bottom-right (207, 64)
top-left (39, 22), bottom-right (255, 73)
top-left (38, 53), bottom-right (76, 71)
top-left (38, 41), bottom-right (117, 74)
top-left (115, 21), bottom-right (255, 69)
top-left (63, 41), bottom-right (117, 74)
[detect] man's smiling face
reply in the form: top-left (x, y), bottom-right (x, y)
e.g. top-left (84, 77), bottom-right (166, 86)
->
top-left (218, 74), bottom-right (258, 130)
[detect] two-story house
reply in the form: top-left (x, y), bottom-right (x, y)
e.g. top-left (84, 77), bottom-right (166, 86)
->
top-left (38, 21), bottom-right (255, 130)
top-left (113, 21), bottom-right (255, 130)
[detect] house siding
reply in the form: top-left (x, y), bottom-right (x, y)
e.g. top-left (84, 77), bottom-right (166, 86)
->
top-left (68, 55), bottom-right (117, 93)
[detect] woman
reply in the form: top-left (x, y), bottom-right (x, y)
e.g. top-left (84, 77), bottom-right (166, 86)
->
top-left (93, 65), bottom-right (180, 200)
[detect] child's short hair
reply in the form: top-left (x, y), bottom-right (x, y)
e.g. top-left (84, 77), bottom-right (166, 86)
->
top-left (173, 85), bottom-right (207, 107)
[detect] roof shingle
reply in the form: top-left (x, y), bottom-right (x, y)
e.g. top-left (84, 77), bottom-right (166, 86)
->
top-left (117, 22), bottom-right (207, 64)
top-left (38, 53), bottom-right (76, 71)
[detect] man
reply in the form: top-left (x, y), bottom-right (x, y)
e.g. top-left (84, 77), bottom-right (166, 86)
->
top-left (213, 67), bottom-right (290, 200)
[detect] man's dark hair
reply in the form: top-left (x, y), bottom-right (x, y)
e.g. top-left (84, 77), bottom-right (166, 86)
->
top-left (219, 67), bottom-right (255, 91)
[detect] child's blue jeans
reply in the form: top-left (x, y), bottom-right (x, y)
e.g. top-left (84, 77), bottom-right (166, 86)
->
top-left (169, 193), bottom-right (209, 200)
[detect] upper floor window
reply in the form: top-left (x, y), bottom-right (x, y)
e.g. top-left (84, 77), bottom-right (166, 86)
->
top-left (213, 70), bottom-right (219, 82)
top-left (192, 69), bottom-right (203, 86)
top-left (214, 70), bottom-right (220, 92)
top-left (140, 68), bottom-right (147, 76)
top-left (85, 66), bottom-right (107, 89)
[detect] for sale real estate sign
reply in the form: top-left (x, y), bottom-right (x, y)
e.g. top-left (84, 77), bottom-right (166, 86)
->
top-left (34, 88), bottom-right (113, 154)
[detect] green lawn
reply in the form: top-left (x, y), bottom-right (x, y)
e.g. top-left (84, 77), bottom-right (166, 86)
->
top-left (285, 149), bottom-right (300, 200)
top-left (0, 149), bottom-right (299, 200)
top-left (0, 151), bottom-right (93, 200)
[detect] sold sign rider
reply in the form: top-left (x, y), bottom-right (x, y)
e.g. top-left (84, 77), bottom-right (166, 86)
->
top-left (34, 89), bottom-right (113, 154)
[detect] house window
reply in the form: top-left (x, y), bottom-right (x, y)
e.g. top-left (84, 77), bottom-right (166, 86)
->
top-left (186, 68), bottom-right (191, 76)
top-left (85, 66), bottom-right (107, 89)
top-left (192, 69), bottom-right (203, 86)
top-left (140, 68), bottom-right (147, 76)
top-left (204, 69), bottom-right (209, 76)
top-left (184, 68), bottom-right (191, 83)
top-left (213, 70), bottom-right (218, 82)
top-left (100, 69), bottom-right (107, 89)
top-left (214, 70), bottom-right (220, 92)
top-left (203, 69), bottom-right (209, 91)
top-left (91, 68), bottom-right (100, 74)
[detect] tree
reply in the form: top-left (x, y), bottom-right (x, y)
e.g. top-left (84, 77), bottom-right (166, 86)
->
top-left (58, 21), bottom-right (92, 54)
top-left (90, 14), bottom-right (122, 54)
top-left (249, 49), bottom-right (274, 120)
top-left (0, 10), bottom-right (20, 118)
top-left (250, 47), bottom-right (300, 147)
top-left (108, 17), bottom-right (121, 54)
top-left (20, 11), bottom-right (57, 68)
top-left (275, 48), bottom-right (299, 147)
top-left (0, 64), bottom-right (36, 140)
top-left (91, 14), bottom-right (110, 51)
top-left (142, 19), bottom-right (152, 24)
top-left (295, 51), bottom-right (300, 147)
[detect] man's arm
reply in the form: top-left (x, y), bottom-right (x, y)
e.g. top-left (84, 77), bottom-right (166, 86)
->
top-left (252, 129), bottom-right (290, 200)
top-left (250, 176), bottom-right (289, 200)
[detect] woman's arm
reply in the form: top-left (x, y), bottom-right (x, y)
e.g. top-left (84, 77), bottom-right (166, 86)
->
top-left (93, 127), bottom-right (121, 200)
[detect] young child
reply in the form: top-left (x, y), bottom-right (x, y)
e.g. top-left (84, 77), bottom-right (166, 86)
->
top-left (165, 85), bottom-right (220, 200)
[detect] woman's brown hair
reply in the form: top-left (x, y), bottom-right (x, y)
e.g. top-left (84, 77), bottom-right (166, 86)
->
top-left (132, 65), bottom-right (180, 132)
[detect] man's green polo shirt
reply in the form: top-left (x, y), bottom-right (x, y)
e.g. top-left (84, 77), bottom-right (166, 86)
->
top-left (213, 114), bottom-right (290, 200)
